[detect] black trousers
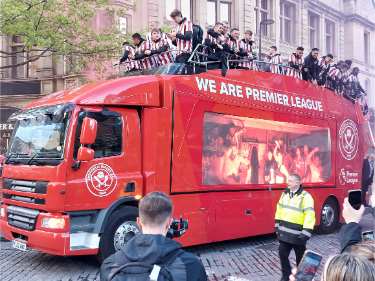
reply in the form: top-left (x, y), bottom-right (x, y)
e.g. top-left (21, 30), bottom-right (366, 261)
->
top-left (175, 53), bottom-right (191, 63)
top-left (278, 241), bottom-right (306, 281)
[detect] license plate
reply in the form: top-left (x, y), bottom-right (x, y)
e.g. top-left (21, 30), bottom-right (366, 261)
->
top-left (12, 240), bottom-right (27, 251)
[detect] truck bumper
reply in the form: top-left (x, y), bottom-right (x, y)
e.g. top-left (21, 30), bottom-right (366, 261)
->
top-left (0, 218), bottom-right (98, 256)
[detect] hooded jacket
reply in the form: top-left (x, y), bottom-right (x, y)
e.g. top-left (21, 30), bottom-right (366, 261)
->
top-left (100, 234), bottom-right (207, 281)
top-left (302, 53), bottom-right (320, 81)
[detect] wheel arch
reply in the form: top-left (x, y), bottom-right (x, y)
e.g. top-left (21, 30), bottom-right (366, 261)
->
top-left (95, 196), bottom-right (139, 234)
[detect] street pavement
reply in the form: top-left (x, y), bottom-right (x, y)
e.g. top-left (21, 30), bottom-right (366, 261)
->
top-left (0, 211), bottom-right (373, 281)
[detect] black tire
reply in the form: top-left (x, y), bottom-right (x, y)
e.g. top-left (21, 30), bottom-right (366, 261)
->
top-left (317, 198), bottom-right (339, 234)
top-left (98, 206), bottom-right (139, 261)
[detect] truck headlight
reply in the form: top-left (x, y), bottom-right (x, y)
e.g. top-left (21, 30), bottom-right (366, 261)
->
top-left (41, 217), bottom-right (66, 229)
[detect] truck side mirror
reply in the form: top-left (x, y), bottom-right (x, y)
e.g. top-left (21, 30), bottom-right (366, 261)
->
top-left (80, 117), bottom-right (97, 145)
top-left (77, 147), bottom-right (95, 162)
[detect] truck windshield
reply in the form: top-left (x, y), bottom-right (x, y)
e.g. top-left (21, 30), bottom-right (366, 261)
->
top-left (5, 104), bottom-right (73, 165)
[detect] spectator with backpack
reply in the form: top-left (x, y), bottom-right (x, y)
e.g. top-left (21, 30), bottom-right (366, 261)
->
top-left (100, 192), bottom-right (207, 281)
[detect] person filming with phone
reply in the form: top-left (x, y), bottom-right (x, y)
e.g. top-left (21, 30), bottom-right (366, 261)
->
top-left (100, 192), bottom-right (207, 281)
top-left (275, 174), bottom-right (316, 281)
top-left (362, 148), bottom-right (375, 206)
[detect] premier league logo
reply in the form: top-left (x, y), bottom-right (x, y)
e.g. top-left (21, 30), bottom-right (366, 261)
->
top-left (338, 119), bottom-right (359, 161)
top-left (85, 163), bottom-right (117, 197)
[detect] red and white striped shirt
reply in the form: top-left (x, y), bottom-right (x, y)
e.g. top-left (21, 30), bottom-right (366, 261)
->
top-left (176, 18), bottom-right (193, 54)
top-left (122, 45), bottom-right (139, 71)
top-left (239, 39), bottom-right (254, 69)
top-left (134, 40), bottom-right (157, 70)
top-left (267, 53), bottom-right (282, 74)
top-left (287, 53), bottom-right (303, 79)
top-left (149, 38), bottom-right (174, 66)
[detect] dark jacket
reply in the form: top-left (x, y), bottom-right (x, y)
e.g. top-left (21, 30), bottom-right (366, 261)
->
top-left (204, 28), bottom-right (227, 53)
top-left (339, 222), bottom-right (362, 252)
top-left (302, 53), bottom-right (320, 81)
top-left (362, 158), bottom-right (374, 191)
top-left (100, 234), bottom-right (207, 281)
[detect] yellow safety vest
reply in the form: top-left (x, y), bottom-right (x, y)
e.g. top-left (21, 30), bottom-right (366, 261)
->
top-left (275, 188), bottom-right (316, 245)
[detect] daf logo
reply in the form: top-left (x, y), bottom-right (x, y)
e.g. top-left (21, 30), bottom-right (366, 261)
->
top-left (338, 119), bottom-right (359, 161)
top-left (85, 163), bottom-right (117, 197)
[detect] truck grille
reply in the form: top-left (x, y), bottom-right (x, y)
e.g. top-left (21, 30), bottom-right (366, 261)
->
top-left (3, 179), bottom-right (48, 194)
top-left (7, 205), bottom-right (40, 231)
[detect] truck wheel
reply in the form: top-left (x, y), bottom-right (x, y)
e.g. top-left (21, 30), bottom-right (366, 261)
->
top-left (98, 206), bottom-right (139, 261)
top-left (317, 198), bottom-right (339, 234)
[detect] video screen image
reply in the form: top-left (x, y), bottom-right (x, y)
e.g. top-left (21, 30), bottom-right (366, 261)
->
top-left (203, 113), bottom-right (331, 185)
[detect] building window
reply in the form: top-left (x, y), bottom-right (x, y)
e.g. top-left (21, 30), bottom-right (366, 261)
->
top-left (280, 1), bottom-right (296, 44)
top-left (206, 1), bottom-right (232, 26)
top-left (118, 17), bottom-right (128, 34)
top-left (325, 19), bottom-right (335, 55)
top-left (255, 0), bottom-right (273, 37)
top-left (166, 0), bottom-right (193, 20)
top-left (308, 12), bottom-right (320, 49)
top-left (364, 31), bottom-right (370, 64)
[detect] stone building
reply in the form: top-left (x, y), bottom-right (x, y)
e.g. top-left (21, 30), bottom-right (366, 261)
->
top-left (0, 0), bottom-right (374, 153)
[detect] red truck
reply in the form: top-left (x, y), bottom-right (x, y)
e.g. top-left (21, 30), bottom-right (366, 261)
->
top-left (0, 65), bottom-right (369, 259)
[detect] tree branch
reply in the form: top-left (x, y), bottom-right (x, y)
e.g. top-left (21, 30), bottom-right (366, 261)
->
top-left (0, 47), bottom-right (50, 69)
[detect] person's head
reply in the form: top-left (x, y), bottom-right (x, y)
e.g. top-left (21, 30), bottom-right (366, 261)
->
top-left (287, 174), bottom-right (301, 191)
top-left (269, 45), bottom-right (277, 55)
top-left (311, 48), bottom-right (319, 59)
top-left (151, 28), bottom-right (161, 41)
top-left (267, 151), bottom-right (273, 161)
top-left (345, 59), bottom-right (353, 68)
top-left (170, 9), bottom-right (183, 24)
top-left (222, 21), bottom-right (229, 34)
top-left (230, 28), bottom-right (240, 40)
top-left (345, 241), bottom-right (375, 264)
top-left (325, 54), bottom-right (334, 63)
top-left (367, 147), bottom-right (375, 160)
top-left (137, 192), bottom-right (173, 236)
top-left (295, 46), bottom-right (304, 58)
top-left (244, 30), bottom-right (253, 41)
top-left (352, 67), bottom-right (360, 76)
top-left (132, 33), bottom-right (142, 45)
top-left (340, 62), bottom-right (349, 72)
top-left (122, 41), bottom-right (130, 47)
top-left (214, 22), bottom-right (224, 33)
top-left (322, 254), bottom-right (375, 281)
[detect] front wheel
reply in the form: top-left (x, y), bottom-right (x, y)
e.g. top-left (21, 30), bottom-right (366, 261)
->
top-left (98, 206), bottom-right (140, 261)
top-left (317, 198), bottom-right (339, 234)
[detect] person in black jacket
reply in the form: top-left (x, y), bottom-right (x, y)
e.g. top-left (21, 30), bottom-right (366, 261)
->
top-left (302, 48), bottom-right (320, 84)
top-left (362, 148), bottom-right (375, 205)
top-left (100, 192), bottom-right (207, 281)
top-left (204, 22), bottom-right (229, 75)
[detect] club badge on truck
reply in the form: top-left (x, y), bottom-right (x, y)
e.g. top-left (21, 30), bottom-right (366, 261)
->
top-left (338, 119), bottom-right (359, 161)
top-left (85, 163), bottom-right (117, 197)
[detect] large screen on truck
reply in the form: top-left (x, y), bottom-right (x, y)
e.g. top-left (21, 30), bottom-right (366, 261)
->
top-left (203, 112), bottom-right (331, 185)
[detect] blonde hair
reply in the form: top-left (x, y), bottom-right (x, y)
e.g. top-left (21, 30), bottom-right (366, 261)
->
top-left (323, 254), bottom-right (375, 281)
top-left (346, 241), bottom-right (375, 263)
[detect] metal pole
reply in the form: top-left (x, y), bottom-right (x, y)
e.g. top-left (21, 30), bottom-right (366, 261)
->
top-left (258, 23), bottom-right (262, 61)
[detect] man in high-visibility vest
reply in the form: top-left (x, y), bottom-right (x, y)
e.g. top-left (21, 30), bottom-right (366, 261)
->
top-left (275, 174), bottom-right (316, 281)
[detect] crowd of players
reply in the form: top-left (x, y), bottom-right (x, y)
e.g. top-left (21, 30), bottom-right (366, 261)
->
top-left (118, 9), bottom-right (369, 114)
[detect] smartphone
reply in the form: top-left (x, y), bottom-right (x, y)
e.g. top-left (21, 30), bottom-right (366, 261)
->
top-left (295, 250), bottom-right (323, 281)
top-left (362, 230), bottom-right (375, 241)
top-left (348, 189), bottom-right (362, 210)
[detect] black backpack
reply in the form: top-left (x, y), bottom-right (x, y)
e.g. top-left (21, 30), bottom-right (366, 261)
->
top-left (108, 250), bottom-right (182, 281)
top-left (192, 24), bottom-right (203, 51)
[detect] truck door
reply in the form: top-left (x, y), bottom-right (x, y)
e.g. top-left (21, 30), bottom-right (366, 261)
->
top-left (65, 107), bottom-right (142, 210)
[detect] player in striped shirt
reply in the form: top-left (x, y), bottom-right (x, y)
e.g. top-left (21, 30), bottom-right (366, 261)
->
top-left (119, 42), bottom-right (139, 72)
top-left (287, 47), bottom-right (304, 79)
top-left (239, 30), bottom-right (255, 70)
top-left (147, 28), bottom-right (174, 66)
top-left (132, 33), bottom-right (157, 70)
top-left (265, 46), bottom-right (282, 74)
top-left (317, 54), bottom-right (334, 86)
top-left (168, 9), bottom-right (193, 63)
